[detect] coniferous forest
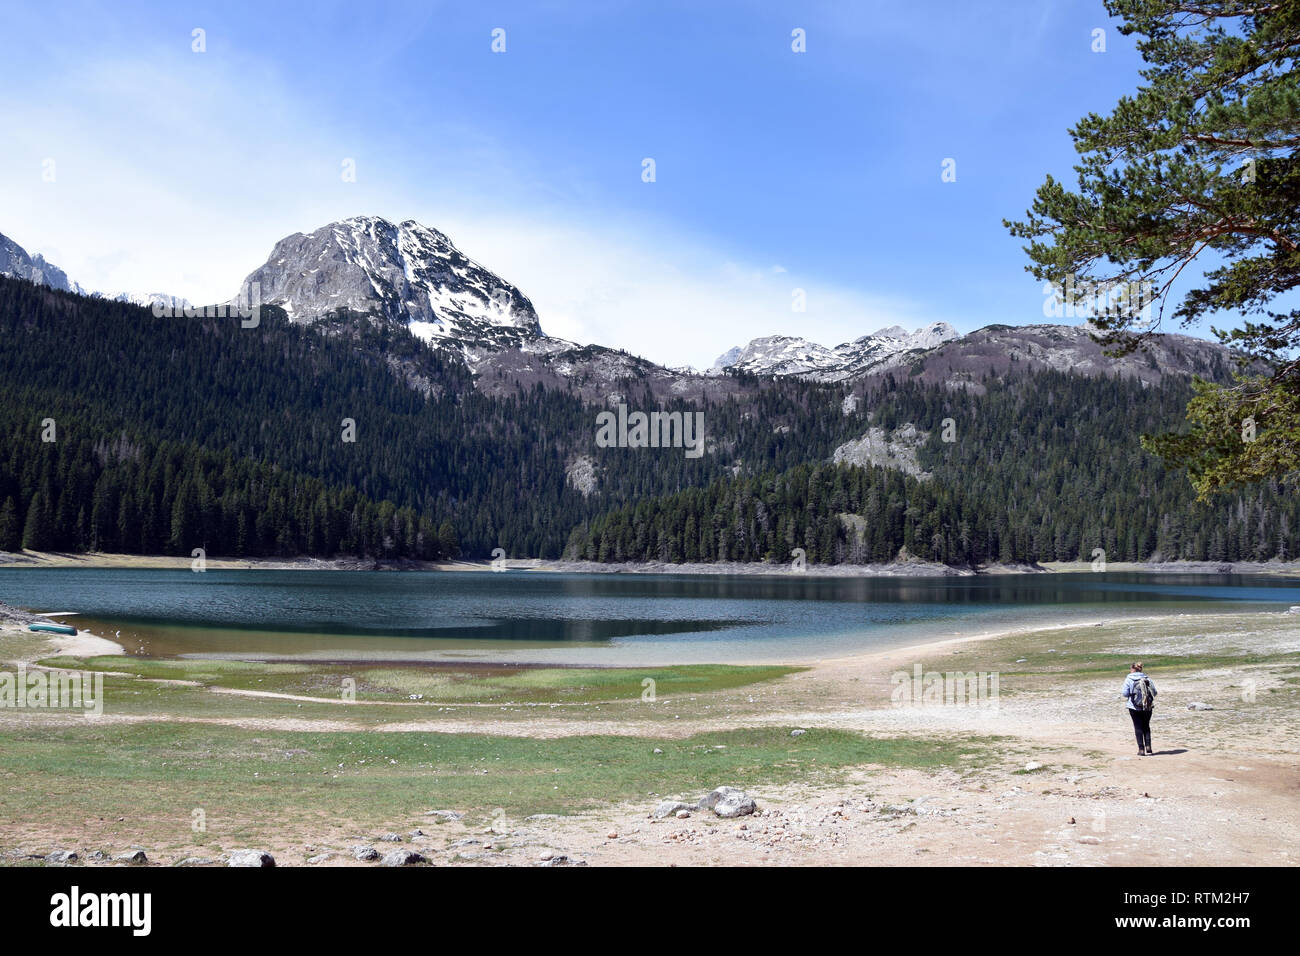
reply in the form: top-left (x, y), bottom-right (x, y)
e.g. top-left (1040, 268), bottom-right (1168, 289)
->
top-left (0, 277), bottom-right (856, 558)
top-left (2, 275), bottom-right (1297, 565)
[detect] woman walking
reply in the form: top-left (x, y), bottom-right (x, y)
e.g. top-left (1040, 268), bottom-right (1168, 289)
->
top-left (1122, 662), bottom-right (1156, 755)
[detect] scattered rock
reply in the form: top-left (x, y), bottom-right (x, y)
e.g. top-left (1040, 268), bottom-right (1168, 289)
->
top-left (114, 850), bottom-right (147, 864)
top-left (1077, 836), bottom-right (1101, 845)
top-left (227, 849), bottom-right (276, 867)
top-left (606, 831), bottom-right (618, 840)
top-left (537, 854), bottom-right (587, 867)
top-left (537, 850), bottom-right (557, 861)
top-left (1286, 606), bottom-right (1300, 615)
top-left (1068, 817), bottom-right (1076, 825)
top-left (424, 810), bottom-right (462, 822)
top-left (676, 810), bottom-right (692, 819)
top-left (1187, 702), bottom-right (1214, 711)
top-left (378, 832), bottom-right (403, 842)
top-left (45, 850), bottom-right (77, 864)
top-left (306, 853), bottom-right (331, 865)
top-left (790, 729), bottom-right (807, 737)
top-left (699, 786), bottom-right (757, 818)
top-left (381, 849), bottom-right (427, 866)
top-left (652, 748), bottom-right (663, 755)
top-left (1024, 762), bottom-right (1042, 771)
top-left (652, 800), bottom-right (694, 819)
top-left (0, 601), bottom-right (48, 625)
top-left (353, 846), bottom-right (380, 861)
top-left (175, 857), bottom-right (214, 866)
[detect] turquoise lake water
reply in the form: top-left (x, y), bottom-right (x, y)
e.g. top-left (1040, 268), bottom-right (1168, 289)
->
top-left (2, 567), bottom-right (1298, 665)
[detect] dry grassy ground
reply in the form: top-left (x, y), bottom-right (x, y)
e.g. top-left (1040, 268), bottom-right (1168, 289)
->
top-left (0, 609), bottom-right (1296, 867)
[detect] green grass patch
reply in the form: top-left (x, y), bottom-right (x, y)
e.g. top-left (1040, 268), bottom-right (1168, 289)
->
top-left (973, 652), bottom-right (1299, 696)
top-left (1, 633), bottom-right (58, 666)
top-left (351, 664), bottom-right (801, 703)
top-left (36, 656), bottom-right (801, 705)
top-left (0, 723), bottom-right (994, 839)
top-left (998, 650), bottom-right (1294, 675)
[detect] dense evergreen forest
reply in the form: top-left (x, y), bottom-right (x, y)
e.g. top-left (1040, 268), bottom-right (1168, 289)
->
top-left (0, 277), bottom-right (861, 558)
top-left (566, 373), bottom-right (1300, 565)
top-left (3, 276), bottom-right (1294, 565)
top-left (0, 430), bottom-right (458, 559)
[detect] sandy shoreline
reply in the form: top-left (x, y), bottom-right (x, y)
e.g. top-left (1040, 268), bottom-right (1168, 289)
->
top-left (4, 549), bottom-right (1300, 578)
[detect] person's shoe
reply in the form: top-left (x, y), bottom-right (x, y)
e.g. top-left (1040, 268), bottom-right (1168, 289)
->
top-left (1138, 749), bottom-right (1146, 756)
top-left (1146, 748), bottom-right (1154, 755)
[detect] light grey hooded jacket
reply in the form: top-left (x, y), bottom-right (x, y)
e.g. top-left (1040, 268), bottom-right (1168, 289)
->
top-left (1122, 671), bottom-right (1157, 711)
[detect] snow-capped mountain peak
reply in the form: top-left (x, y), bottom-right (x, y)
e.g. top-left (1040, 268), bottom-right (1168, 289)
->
top-left (709, 335), bottom-right (840, 378)
top-left (709, 346), bottom-right (742, 371)
top-left (0, 232), bottom-right (84, 294)
top-left (110, 291), bottom-right (193, 311)
top-left (238, 216), bottom-right (544, 355)
top-left (711, 322), bottom-right (961, 381)
top-left (1, 230), bottom-right (194, 308)
top-left (870, 325), bottom-right (909, 339)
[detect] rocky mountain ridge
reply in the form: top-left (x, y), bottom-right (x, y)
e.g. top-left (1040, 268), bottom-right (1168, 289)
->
top-left (709, 322), bottom-right (961, 381)
top-left (2, 221), bottom-right (1248, 399)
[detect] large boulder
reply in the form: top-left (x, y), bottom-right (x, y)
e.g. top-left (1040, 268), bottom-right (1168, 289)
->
top-left (651, 800), bottom-right (695, 819)
top-left (381, 849), bottom-right (427, 867)
top-left (227, 849), bottom-right (276, 867)
top-left (698, 786), bottom-right (757, 818)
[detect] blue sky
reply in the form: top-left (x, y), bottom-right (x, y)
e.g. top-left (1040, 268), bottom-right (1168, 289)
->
top-left (1, 0), bottom-right (1171, 367)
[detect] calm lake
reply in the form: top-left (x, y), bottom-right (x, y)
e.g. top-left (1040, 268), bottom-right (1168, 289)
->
top-left (3, 568), bottom-right (1299, 665)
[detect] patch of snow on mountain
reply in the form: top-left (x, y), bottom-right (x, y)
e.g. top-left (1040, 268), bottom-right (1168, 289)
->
top-left (712, 322), bottom-right (961, 381)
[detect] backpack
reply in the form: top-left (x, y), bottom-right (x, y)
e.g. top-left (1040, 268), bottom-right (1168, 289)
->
top-left (1131, 675), bottom-right (1154, 711)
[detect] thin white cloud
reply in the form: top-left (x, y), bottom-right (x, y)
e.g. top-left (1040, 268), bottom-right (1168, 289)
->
top-left (0, 41), bottom-right (938, 370)
top-left (433, 213), bottom-right (934, 368)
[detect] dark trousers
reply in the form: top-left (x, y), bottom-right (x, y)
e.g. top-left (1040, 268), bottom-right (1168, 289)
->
top-left (1128, 708), bottom-right (1153, 751)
